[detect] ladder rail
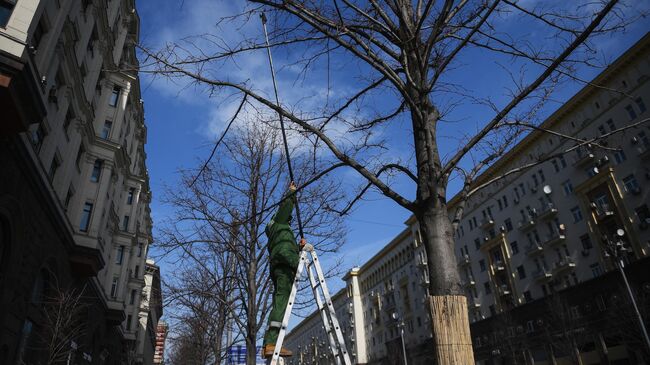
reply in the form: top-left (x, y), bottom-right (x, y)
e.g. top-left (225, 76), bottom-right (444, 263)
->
top-left (309, 251), bottom-right (352, 365)
top-left (306, 263), bottom-right (342, 365)
top-left (269, 248), bottom-right (352, 365)
top-left (269, 251), bottom-right (308, 365)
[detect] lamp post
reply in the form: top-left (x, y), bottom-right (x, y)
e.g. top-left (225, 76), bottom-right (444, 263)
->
top-left (392, 312), bottom-right (408, 365)
top-left (603, 229), bottom-right (650, 352)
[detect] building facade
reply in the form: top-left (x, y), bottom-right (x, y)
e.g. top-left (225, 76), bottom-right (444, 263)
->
top-left (152, 321), bottom-right (167, 365)
top-left (283, 33), bottom-right (650, 364)
top-left (0, 1), bottom-right (160, 364)
top-left (136, 259), bottom-right (163, 365)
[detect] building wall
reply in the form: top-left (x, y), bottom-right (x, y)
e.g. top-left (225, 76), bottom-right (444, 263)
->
top-left (0, 1), bottom-right (159, 364)
top-left (283, 33), bottom-right (650, 364)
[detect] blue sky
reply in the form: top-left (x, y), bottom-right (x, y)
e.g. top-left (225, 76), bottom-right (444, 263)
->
top-left (136, 0), bottom-right (650, 298)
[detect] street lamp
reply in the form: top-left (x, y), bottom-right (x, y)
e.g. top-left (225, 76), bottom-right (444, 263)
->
top-left (392, 312), bottom-right (408, 365)
top-left (602, 229), bottom-right (650, 352)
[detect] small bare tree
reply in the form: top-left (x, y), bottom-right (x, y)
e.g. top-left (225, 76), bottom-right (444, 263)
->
top-left (22, 283), bottom-right (88, 365)
top-left (139, 0), bottom-right (649, 361)
top-left (159, 122), bottom-right (346, 364)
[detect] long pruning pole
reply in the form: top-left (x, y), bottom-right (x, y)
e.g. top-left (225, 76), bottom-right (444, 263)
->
top-left (260, 12), bottom-right (305, 239)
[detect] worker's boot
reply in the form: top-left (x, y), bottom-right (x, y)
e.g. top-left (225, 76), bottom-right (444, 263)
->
top-left (262, 344), bottom-right (293, 358)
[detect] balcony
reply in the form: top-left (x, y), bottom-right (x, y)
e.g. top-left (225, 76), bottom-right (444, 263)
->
top-left (538, 203), bottom-right (558, 220)
top-left (457, 254), bottom-right (470, 267)
top-left (464, 277), bottom-right (476, 287)
top-left (518, 217), bottom-right (536, 231)
top-left (480, 217), bottom-right (495, 230)
top-left (532, 268), bottom-right (553, 282)
top-left (573, 150), bottom-right (595, 167)
top-left (492, 260), bottom-right (506, 272)
top-left (525, 243), bottom-right (544, 257)
top-left (553, 257), bottom-right (576, 273)
top-left (543, 229), bottom-right (566, 247)
top-left (497, 285), bottom-right (512, 296)
top-left (637, 142), bottom-right (650, 160)
top-left (470, 298), bottom-right (481, 309)
top-left (591, 202), bottom-right (615, 222)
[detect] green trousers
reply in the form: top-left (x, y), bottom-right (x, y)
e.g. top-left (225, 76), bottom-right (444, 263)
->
top-left (263, 264), bottom-right (296, 346)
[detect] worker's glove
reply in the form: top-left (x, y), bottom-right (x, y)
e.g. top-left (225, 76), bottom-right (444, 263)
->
top-left (299, 238), bottom-right (314, 252)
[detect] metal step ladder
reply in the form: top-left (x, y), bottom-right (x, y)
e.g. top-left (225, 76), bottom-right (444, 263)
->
top-left (267, 246), bottom-right (352, 365)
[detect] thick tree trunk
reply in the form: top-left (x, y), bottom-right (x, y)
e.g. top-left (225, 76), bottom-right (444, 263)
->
top-left (418, 208), bottom-right (474, 364)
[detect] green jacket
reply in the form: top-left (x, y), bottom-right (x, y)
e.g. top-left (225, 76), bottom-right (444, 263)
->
top-left (265, 189), bottom-right (300, 270)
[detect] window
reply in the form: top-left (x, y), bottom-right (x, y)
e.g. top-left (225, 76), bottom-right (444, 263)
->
top-left (497, 199), bottom-right (502, 210)
top-left (109, 86), bottom-right (121, 107)
top-left (0, 1), bottom-right (17, 27)
top-left (101, 120), bottom-right (113, 139)
top-left (639, 131), bottom-right (649, 145)
top-left (479, 260), bottom-right (486, 272)
top-left (48, 155), bottom-right (60, 182)
top-left (594, 101), bottom-right (600, 109)
top-left (122, 215), bottom-right (129, 231)
top-left (127, 188), bottom-right (135, 204)
top-left (635, 205), bottom-right (649, 224)
top-left (598, 125), bottom-right (606, 135)
top-left (558, 155), bottom-right (567, 168)
top-left (517, 265), bottom-right (526, 279)
top-left (30, 123), bottom-right (46, 152)
top-left (538, 170), bottom-right (545, 183)
top-left (570, 206), bottom-right (583, 222)
top-left (551, 159), bottom-right (559, 172)
top-left (636, 97), bottom-right (647, 113)
top-left (134, 265), bottom-right (139, 278)
top-left (502, 195), bottom-right (508, 208)
top-left (532, 174), bottom-right (539, 186)
top-left (126, 315), bottom-right (132, 330)
top-left (622, 174), bottom-right (639, 193)
top-left (80, 203), bottom-right (93, 232)
top-left (75, 145), bottom-right (85, 169)
top-left (580, 234), bottom-right (593, 250)
top-left (116, 245), bottom-right (125, 265)
top-left (474, 238), bottom-right (480, 250)
top-left (64, 186), bottom-right (74, 210)
top-left (625, 104), bottom-right (637, 120)
top-left (524, 291), bottom-right (533, 303)
top-left (483, 282), bottom-right (491, 294)
top-left (136, 242), bottom-right (142, 257)
top-left (590, 263), bottom-right (603, 278)
top-left (504, 218), bottom-right (513, 232)
top-left (91, 159), bottom-right (103, 182)
top-left (510, 241), bottom-right (519, 255)
top-left (110, 276), bottom-right (119, 298)
top-left (562, 180), bottom-right (573, 196)
top-left (606, 119), bottom-right (616, 132)
top-left (63, 108), bottom-right (74, 137)
top-left (32, 17), bottom-right (47, 48)
top-left (614, 149), bottom-right (627, 164)
top-left (519, 183), bottom-right (526, 195)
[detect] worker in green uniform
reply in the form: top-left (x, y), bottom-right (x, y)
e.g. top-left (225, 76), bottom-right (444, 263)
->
top-left (262, 181), bottom-right (306, 358)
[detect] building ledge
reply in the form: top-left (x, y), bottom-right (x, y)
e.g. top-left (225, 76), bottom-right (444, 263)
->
top-left (69, 244), bottom-right (105, 277)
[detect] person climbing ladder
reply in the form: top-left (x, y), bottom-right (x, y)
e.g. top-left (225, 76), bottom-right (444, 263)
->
top-left (262, 181), bottom-right (305, 359)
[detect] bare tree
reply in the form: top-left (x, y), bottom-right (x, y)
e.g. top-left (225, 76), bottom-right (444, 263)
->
top-left (159, 123), bottom-right (346, 364)
top-left (20, 282), bottom-right (88, 365)
top-left (139, 0), bottom-right (648, 361)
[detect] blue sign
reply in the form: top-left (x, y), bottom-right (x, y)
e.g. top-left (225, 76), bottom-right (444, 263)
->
top-left (227, 345), bottom-right (266, 365)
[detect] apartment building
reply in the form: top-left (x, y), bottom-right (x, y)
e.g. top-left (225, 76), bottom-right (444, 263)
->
top-left (283, 33), bottom-right (650, 364)
top-left (0, 1), bottom-right (160, 364)
top-left (152, 321), bottom-right (167, 365)
top-left (136, 259), bottom-right (163, 365)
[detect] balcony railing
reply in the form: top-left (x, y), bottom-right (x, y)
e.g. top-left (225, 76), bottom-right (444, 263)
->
top-left (457, 254), bottom-right (470, 267)
top-left (493, 260), bottom-right (506, 272)
top-left (543, 229), bottom-right (566, 247)
top-left (480, 217), bottom-right (495, 230)
top-left (525, 243), bottom-right (544, 257)
top-left (532, 268), bottom-right (553, 281)
top-left (497, 285), bottom-right (512, 296)
top-left (591, 202), bottom-right (615, 222)
top-left (637, 142), bottom-right (650, 160)
top-left (518, 216), bottom-right (536, 231)
top-left (553, 256), bottom-right (576, 273)
top-left (573, 149), bottom-right (595, 167)
top-left (464, 277), bottom-right (476, 287)
top-left (538, 202), bottom-right (558, 220)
